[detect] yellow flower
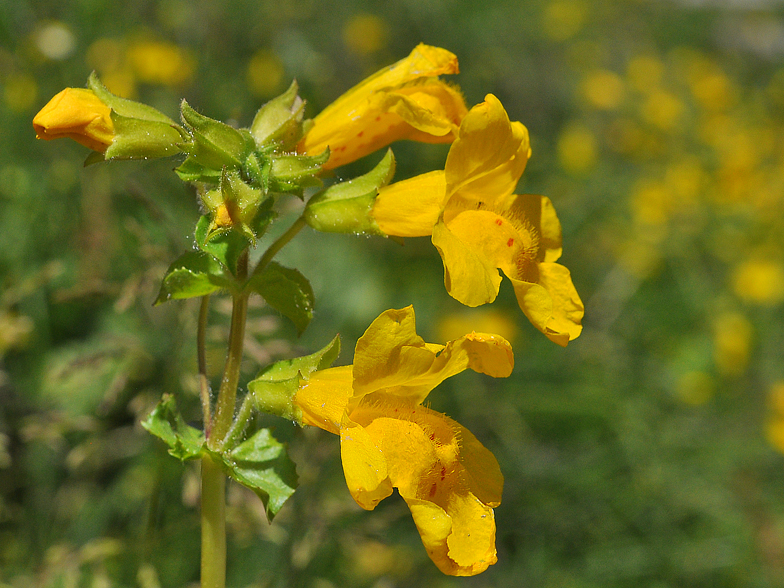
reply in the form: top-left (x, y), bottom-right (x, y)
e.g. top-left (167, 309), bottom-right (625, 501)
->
top-left (294, 306), bottom-right (513, 576)
top-left (298, 43), bottom-right (467, 170)
top-left (373, 95), bottom-right (583, 346)
top-left (33, 88), bottom-right (114, 152)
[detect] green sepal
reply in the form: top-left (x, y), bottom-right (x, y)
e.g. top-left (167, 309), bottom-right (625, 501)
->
top-left (220, 169), bottom-right (267, 243)
top-left (141, 394), bottom-right (205, 461)
top-left (87, 72), bottom-right (186, 161)
top-left (214, 425), bottom-right (298, 520)
top-left (269, 151), bottom-right (328, 195)
top-left (88, 72), bottom-right (177, 125)
top-left (250, 80), bottom-right (306, 150)
top-left (243, 152), bottom-right (271, 193)
top-left (105, 111), bottom-right (185, 160)
top-left (180, 100), bottom-right (254, 169)
top-left (248, 335), bottom-right (340, 421)
top-left (246, 261), bottom-right (314, 335)
top-left (155, 250), bottom-right (234, 304)
top-left (303, 149), bottom-right (395, 235)
top-left (194, 200), bottom-right (276, 274)
top-left (175, 157), bottom-right (222, 183)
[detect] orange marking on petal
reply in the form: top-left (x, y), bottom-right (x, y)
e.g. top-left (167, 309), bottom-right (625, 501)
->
top-left (357, 131), bottom-right (364, 137)
top-left (429, 483), bottom-right (437, 498)
top-left (495, 218), bottom-right (503, 226)
top-left (507, 238), bottom-right (515, 247)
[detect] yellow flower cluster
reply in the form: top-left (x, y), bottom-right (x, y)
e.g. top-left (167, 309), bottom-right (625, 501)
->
top-left (299, 46), bottom-right (583, 346)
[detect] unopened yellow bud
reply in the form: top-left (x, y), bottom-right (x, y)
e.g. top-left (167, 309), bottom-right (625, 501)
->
top-left (33, 88), bottom-right (114, 152)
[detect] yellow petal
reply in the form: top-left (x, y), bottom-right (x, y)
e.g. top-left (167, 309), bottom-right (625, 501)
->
top-left (445, 94), bottom-right (530, 202)
top-left (298, 44), bottom-right (464, 169)
top-left (33, 88), bottom-right (114, 152)
top-left (406, 493), bottom-right (497, 575)
top-left (346, 400), bottom-right (502, 575)
top-left (352, 307), bottom-right (435, 399)
top-left (382, 81), bottom-right (466, 139)
top-left (432, 219), bottom-right (503, 307)
top-left (373, 170), bottom-right (446, 237)
top-left (508, 263), bottom-right (583, 346)
top-left (383, 332), bottom-right (514, 405)
top-left (453, 418), bottom-right (503, 506)
top-left (294, 365), bottom-right (354, 434)
top-left (340, 420), bottom-right (393, 509)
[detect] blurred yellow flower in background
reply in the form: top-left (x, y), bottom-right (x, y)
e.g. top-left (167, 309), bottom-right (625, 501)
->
top-left (582, 69), bottom-right (625, 110)
top-left (732, 258), bottom-right (784, 305)
top-left (126, 40), bottom-right (195, 86)
top-left (712, 311), bottom-right (753, 377)
top-left (343, 13), bottom-right (388, 55)
top-left (766, 381), bottom-right (784, 453)
top-left (294, 307), bottom-right (514, 576)
top-left (247, 49), bottom-right (285, 98)
top-left (557, 122), bottom-right (597, 174)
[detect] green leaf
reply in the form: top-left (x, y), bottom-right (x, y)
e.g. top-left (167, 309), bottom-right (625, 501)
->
top-left (142, 395), bottom-right (205, 461)
top-left (155, 250), bottom-right (233, 304)
top-left (248, 335), bottom-right (340, 421)
top-left (218, 427), bottom-right (298, 520)
top-left (246, 262), bottom-right (314, 334)
top-left (303, 149), bottom-right (395, 235)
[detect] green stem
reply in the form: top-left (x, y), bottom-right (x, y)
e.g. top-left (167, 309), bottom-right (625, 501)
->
top-left (221, 394), bottom-right (254, 450)
top-left (200, 455), bottom-right (226, 588)
top-left (201, 252), bottom-right (249, 588)
top-left (209, 253), bottom-right (250, 449)
top-left (251, 215), bottom-right (307, 278)
top-left (198, 295), bottom-right (212, 437)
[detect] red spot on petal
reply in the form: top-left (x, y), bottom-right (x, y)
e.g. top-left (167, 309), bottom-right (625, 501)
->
top-left (357, 131), bottom-right (364, 137)
top-left (495, 218), bottom-right (503, 226)
top-left (507, 238), bottom-right (515, 247)
top-left (440, 467), bottom-right (446, 480)
top-left (430, 433), bottom-right (436, 441)
top-left (429, 483), bottom-right (437, 497)
top-left (375, 115), bottom-right (382, 122)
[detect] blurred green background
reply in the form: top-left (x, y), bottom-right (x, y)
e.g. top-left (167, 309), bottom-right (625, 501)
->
top-left (4, 0), bottom-right (784, 586)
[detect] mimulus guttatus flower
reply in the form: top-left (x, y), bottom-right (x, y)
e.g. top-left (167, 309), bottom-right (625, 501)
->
top-left (294, 306), bottom-right (513, 576)
top-left (298, 43), bottom-right (467, 170)
top-left (33, 88), bottom-right (114, 152)
top-left (373, 94), bottom-right (584, 346)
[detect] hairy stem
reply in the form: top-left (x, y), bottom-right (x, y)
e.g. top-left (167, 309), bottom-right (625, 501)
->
top-left (200, 455), bottom-right (226, 588)
top-left (198, 295), bottom-right (212, 437)
top-left (251, 215), bottom-right (307, 279)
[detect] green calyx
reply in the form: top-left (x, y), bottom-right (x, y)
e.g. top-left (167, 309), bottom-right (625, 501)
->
top-left (86, 72), bottom-right (186, 162)
top-left (303, 149), bottom-right (396, 235)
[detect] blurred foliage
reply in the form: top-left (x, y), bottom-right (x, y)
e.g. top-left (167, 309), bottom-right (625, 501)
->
top-left (3, 0), bottom-right (784, 586)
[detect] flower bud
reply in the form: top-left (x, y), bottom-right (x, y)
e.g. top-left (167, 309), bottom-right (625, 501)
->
top-left (250, 80), bottom-right (306, 150)
top-left (33, 88), bottom-right (114, 152)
